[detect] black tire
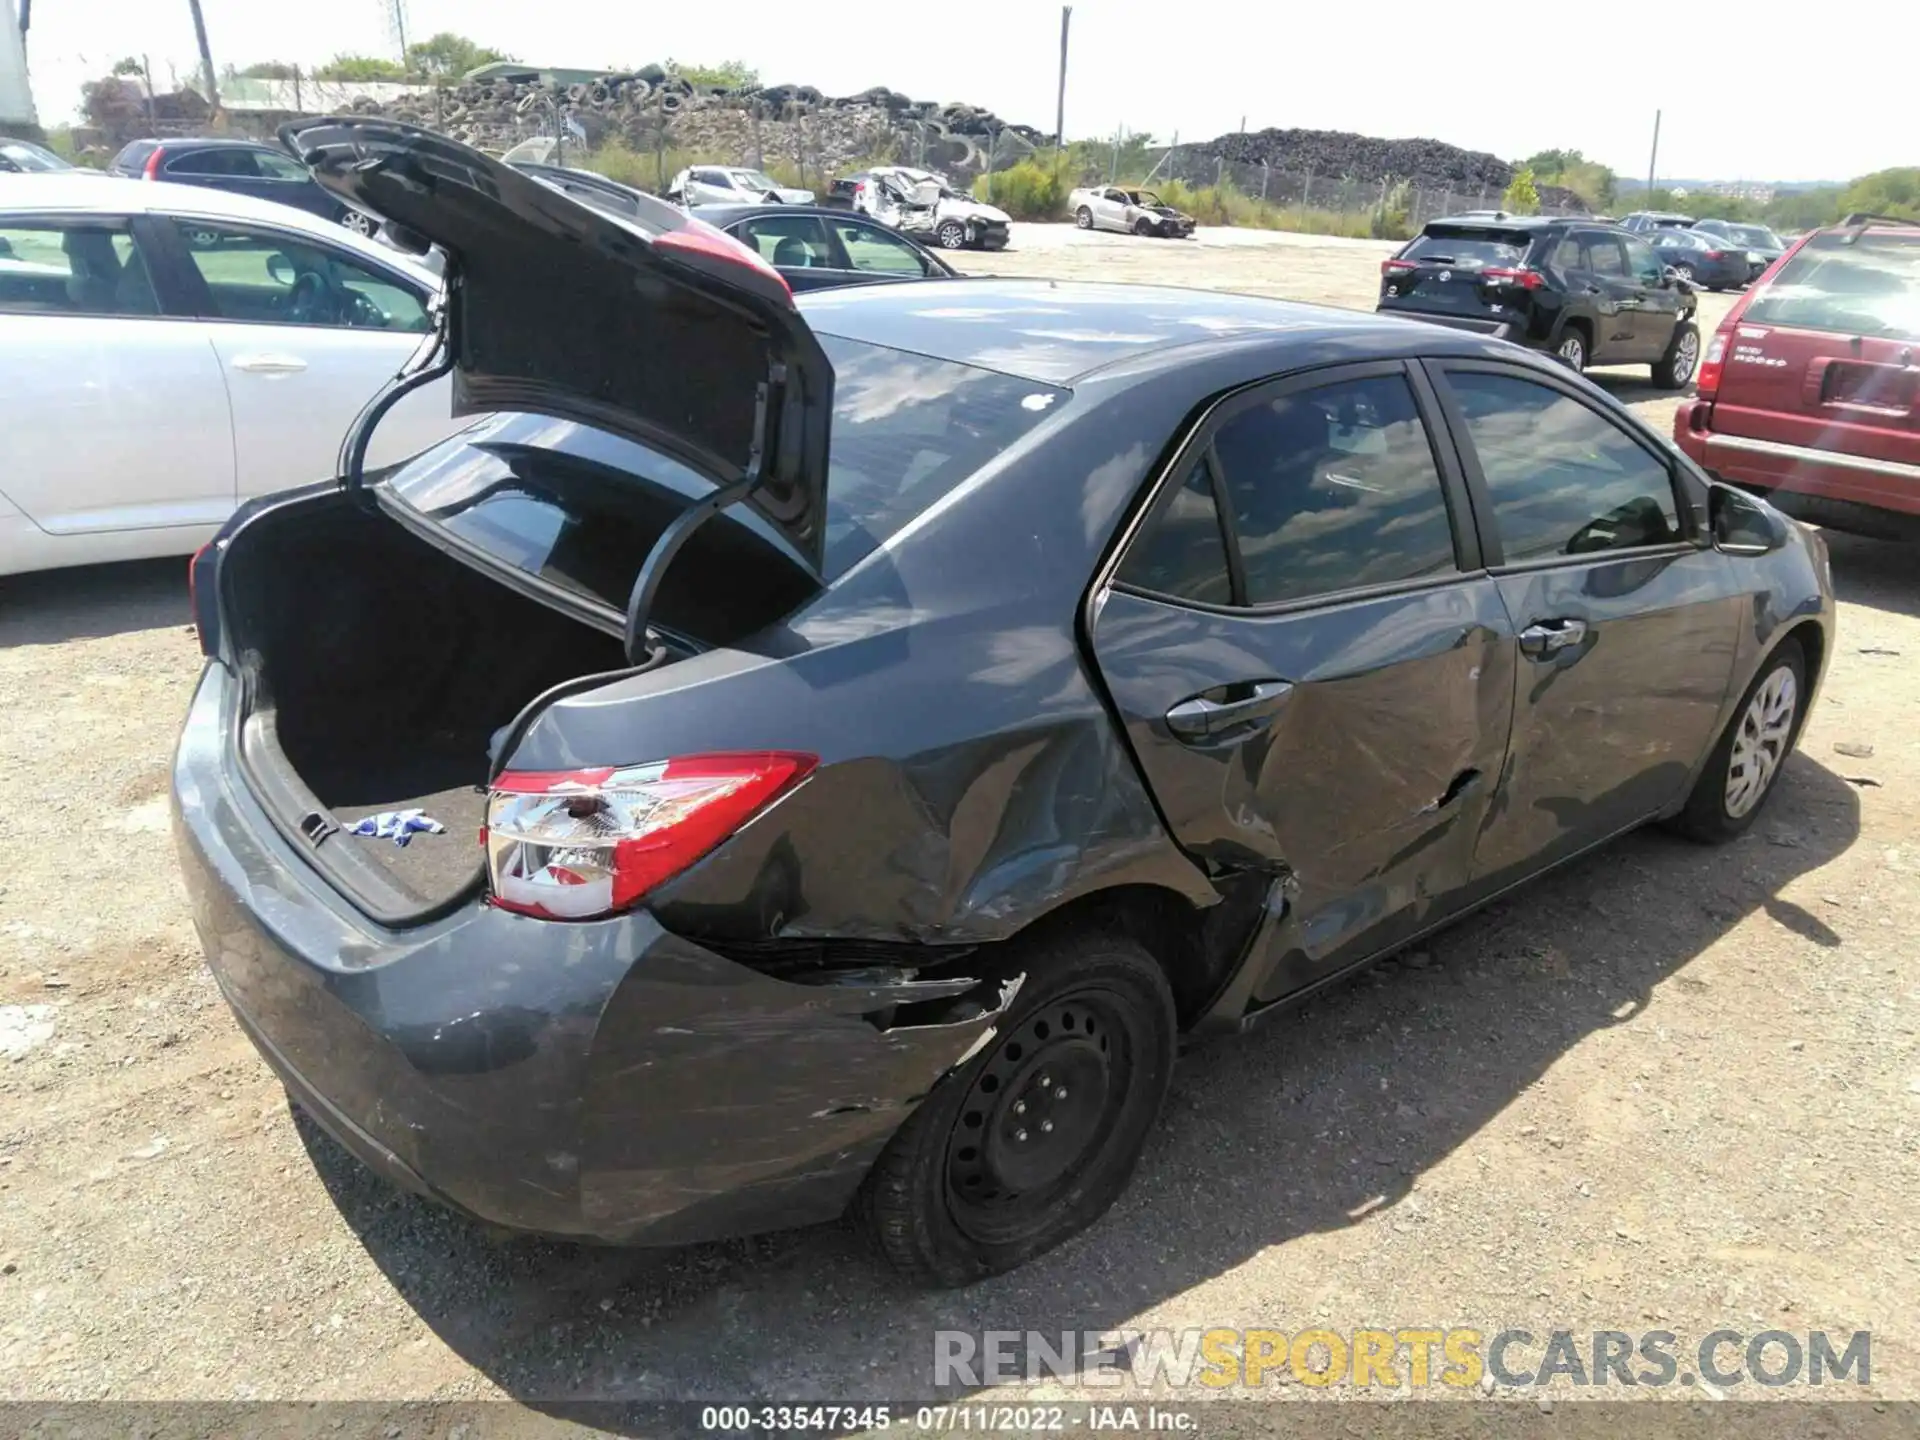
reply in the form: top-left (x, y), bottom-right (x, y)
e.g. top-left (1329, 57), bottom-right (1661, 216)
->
top-left (1133, 216), bottom-right (1154, 237)
top-left (1074, 206), bottom-right (1094, 230)
top-left (1554, 324), bottom-right (1589, 374)
top-left (1653, 320), bottom-right (1701, 391)
top-left (858, 927), bottom-right (1176, 1287)
top-left (1670, 638), bottom-right (1807, 843)
top-left (936, 220), bottom-right (968, 250)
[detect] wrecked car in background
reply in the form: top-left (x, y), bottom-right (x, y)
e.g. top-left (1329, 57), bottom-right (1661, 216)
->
top-left (176, 119), bottom-right (1831, 1289)
top-left (1071, 185), bottom-right (1196, 238)
top-left (846, 165), bottom-right (1010, 250)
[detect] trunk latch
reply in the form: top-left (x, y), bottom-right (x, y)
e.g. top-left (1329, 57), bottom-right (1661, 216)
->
top-left (298, 810), bottom-right (338, 847)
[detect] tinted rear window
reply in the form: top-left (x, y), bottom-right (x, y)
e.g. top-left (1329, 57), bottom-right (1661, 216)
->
top-left (383, 333), bottom-right (1068, 620)
top-left (1727, 225), bottom-right (1782, 248)
top-left (1403, 228), bottom-right (1531, 267)
top-left (1744, 233), bottom-right (1920, 342)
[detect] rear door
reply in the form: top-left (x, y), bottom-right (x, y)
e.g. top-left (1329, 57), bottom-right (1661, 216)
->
top-left (157, 217), bottom-right (457, 500)
top-left (1090, 362), bottom-right (1517, 997)
top-left (0, 211), bottom-right (235, 537)
top-left (1576, 232), bottom-right (1643, 358)
top-left (1428, 360), bottom-right (1741, 888)
top-left (1705, 227), bottom-right (1920, 502)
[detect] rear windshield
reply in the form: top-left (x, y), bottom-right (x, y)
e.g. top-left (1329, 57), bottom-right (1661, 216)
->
top-left (383, 333), bottom-right (1068, 622)
top-left (1403, 228), bottom-right (1531, 267)
top-left (1743, 232), bottom-right (1920, 342)
top-left (1727, 224), bottom-right (1782, 248)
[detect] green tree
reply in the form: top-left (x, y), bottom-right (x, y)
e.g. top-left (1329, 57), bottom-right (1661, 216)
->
top-left (313, 54), bottom-right (408, 82)
top-left (1524, 148), bottom-right (1617, 211)
top-left (1503, 165), bottom-right (1542, 215)
top-left (405, 32), bottom-right (515, 80)
top-left (1837, 167), bottom-right (1920, 221)
top-left (236, 61), bottom-right (297, 80)
top-left (111, 57), bottom-right (144, 77)
top-left (1763, 186), bottom-right (1844, 231)
top-left (666, 58), bottom-right (760, 90)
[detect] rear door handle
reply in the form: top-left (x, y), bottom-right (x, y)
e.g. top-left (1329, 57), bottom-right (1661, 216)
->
top-left (231, 354), bottom-right (307, 375)
top-left (1166, 680), bottom-right (1293, 741)
top-left (1518, 618), bottom-right (1589, 658)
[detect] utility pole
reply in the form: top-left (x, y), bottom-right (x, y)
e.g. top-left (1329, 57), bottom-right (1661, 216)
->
top-left (186, 0), bottom-right (218, 109)
top-left (1054, 5), bottom-right (1071, 148)
top-left (1646, 108), bottom-right (1661, 197)
top-left (386, 0), bottom-right (411, 67)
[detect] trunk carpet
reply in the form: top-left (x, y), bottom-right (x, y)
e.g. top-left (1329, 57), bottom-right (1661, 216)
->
top-left (334, 782), bottom-right (487, 904)
top-left (296, 736), bottom-right (491, 905)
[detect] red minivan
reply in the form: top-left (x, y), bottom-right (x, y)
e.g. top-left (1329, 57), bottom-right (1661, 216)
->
top-left (1675, 215), bottom-right (1920, 539)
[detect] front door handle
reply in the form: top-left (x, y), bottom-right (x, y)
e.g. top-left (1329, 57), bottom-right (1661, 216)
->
top-left (1518, 618), bottom-right (1589, 658)
top-left (231, 354), bottom-right (308, 375)
top-left (1166, 680), bottom-right (1293, 741)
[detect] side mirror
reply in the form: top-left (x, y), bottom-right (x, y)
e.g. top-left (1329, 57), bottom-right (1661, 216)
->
top-left (1710, 486), bottom-right (1787, 556)
top-left (266, 253), bottom-right (297, 285)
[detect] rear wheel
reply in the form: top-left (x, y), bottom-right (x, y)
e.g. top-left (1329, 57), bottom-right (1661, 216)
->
top-left (1555, 327), bottom-right (1588, 374)
top-left (859, 928), bottom-right (1176, 1286)
top-left (339, 209), bottom-right (376, 237)
top-left (1671, 639), bottom-right (1806, 843)
top-left (936, 219), bottom-right (968, 250)
top-left (1075, 206), bottom-right (1094, 229)
top-left (1673, 262), bottom-right (1697, 285)
top-left (1653, 320), bottom-right (1701, 390)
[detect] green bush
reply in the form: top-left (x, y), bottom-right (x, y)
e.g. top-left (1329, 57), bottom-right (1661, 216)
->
top-left (1502, 166), bottom-right (1542, 216)
top-left (976, 159), bottom-right (1070, 221)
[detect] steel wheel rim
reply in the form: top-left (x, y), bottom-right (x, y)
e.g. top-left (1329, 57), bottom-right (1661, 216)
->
top-left (1672, 329), bottom-right (1699, 381)
top-left (1725, 666), bottom-right (1797, 817)
top-left (1559, 335), bottom-right (1585, 369)
top-left (944, 987), bottom-right (1135, 1246)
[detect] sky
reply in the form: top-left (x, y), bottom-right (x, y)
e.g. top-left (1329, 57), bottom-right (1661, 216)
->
top-left (18, 0), bottom-right (1914, 183)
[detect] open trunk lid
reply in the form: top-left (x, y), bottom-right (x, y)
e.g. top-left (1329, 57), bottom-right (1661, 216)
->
top-left (281, 117), bottom-right (837, 574)
top-left (1708, 226), bottom-right (1920, 474)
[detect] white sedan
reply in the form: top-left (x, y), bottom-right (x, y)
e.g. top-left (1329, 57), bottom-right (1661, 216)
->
top-left (1, 174), bottom-right (462, 576)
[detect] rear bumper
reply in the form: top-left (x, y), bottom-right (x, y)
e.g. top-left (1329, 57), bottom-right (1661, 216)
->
top-left (1375, 305), bottom-right (1516, 341)
top-left (172, 663), bottom-right (1010, 1244)
top-left (1674, 404), bottom-right (1920, 534)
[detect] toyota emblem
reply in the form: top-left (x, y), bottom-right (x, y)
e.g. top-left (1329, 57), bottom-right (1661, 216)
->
top-left (1440, 270), bottom-right (1452, 281)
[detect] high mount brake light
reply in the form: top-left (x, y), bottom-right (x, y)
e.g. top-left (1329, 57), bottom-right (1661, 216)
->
top-left (484, 752), bottom-right (816, 920)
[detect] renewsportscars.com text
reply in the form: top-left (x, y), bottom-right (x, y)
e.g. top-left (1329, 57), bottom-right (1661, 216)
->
top-left (932, 1328), bottom-right (1871, 1390)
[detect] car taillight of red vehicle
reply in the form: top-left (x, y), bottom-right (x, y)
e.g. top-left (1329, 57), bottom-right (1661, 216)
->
top-left (1693, 264), bottom-right (1772, 400)
top-left (484, 752), bottom-right (816, 920)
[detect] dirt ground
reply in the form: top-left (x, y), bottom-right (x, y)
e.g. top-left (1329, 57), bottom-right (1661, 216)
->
top-left (1, 224), bottom-right (1915, 1413)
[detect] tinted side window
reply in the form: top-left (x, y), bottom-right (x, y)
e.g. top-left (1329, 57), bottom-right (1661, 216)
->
top-left (735, 214), bottom-right (835, 268)
top-left (1585, 236), bottom-right (1626, 276)
top-left (1212, 374), bottom-right (1458, 606)
top-left (0, 220), bottom-right (160, 316)
top-left (1552, 236), bottom-right (1585, 270)
top-left (254, 150), bottom-right (310, 182)
top-left (167, 148), bottom-right (258, 177)
top-left (1118, 462), bottom-right (1233, 605)
top-left (829, 218), bottom-right (928, 275)
top-left (1621, 236), bottom-right (1663, 284)
top-left (1447, 371), bottom-right (1681, 562)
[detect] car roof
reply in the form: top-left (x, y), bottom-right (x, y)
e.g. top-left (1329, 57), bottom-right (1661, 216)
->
top-left (797, 278), bottom-right (1494, 385)
top-left (125, 136), bottom-right (279, 152)
top-left (0, 174), bottom-right (439, 283)
top-left (1423, 214), bottom-right (1565, 230)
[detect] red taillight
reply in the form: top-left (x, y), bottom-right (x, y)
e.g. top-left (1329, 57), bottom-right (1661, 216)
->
top-left (655, 224), bottom-right (792, 300)
top-left (142, 147), bottom-right (164, 180)
top-left (1481, 267), bottom-right (1545, 290)
top-left (188, 539), bottom-right (219, 657)
top-left (484, 752), bottom-right (816, 920)
top-left (1703, 249), bottom-right (1725, 260)
top-left (1381, 258), bottom-right (1416, 275)
top-left (1696, 329), bottom-right (1729, 399)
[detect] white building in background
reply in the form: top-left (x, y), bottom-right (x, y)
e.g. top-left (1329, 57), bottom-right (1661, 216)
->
top-left (1, 4), bottom-right (35, 128)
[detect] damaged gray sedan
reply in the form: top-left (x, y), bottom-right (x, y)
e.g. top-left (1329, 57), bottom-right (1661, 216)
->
top-left (174, 121), bottom-right (1832, 1287)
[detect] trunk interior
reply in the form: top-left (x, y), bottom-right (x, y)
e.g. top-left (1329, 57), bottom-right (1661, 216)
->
top-left (222, 495), bottom-right (629, 912)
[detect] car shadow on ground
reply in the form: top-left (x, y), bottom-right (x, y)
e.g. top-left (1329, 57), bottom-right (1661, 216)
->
top-left (0, 558), bottom-right (191, 646)
top-left (296, 754), bottom-right (1862, 1419)
top-left (1825, 530), bottom-right (1920, 622)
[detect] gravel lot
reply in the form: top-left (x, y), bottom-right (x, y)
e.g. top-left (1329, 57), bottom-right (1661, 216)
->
top-left (2, 224), bottom-right (1916, 1413)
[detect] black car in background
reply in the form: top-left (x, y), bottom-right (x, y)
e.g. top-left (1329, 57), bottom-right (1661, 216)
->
top-left (176, 120), bottom-right (1831, 1287)
top-left (1648, 227), bottom-right (1750, 291)
top-left (108, 137), bottom-right (377, 234)
top-left (1692, 218), bottom-right (1787, 281)
top-left (1379, 216), bottom-right (1700, 384)
top-left (693, 203), bottom-right (958, 290)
